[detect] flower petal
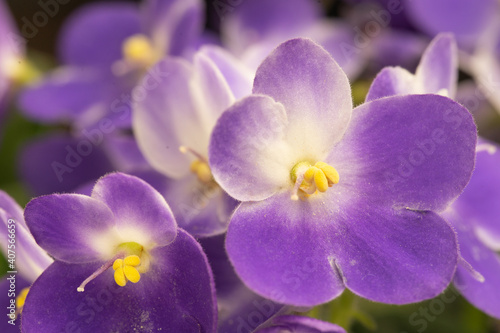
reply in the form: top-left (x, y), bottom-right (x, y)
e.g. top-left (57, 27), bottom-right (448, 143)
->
top-left (253, 38), bottom-right (352, 154)
top-left (222, 0), bottom-right (320, 55)
top-left (330, 94), bottom-right (477, 212)
top-left (209, 95), bottom-right (294, 202)
top-left (58, 2), bottom-right (141, 67)
top-left (18, 68), bottom-right (109, 124)
top-left (18, 134), bottom-right (114, 196)
top-left (91, 173), bottom-right (177, 247)
top-left (133, 53), bottom-right (234, 179)
top-left (226, 192), bottom-right (345, 307)
top-left (453, 140), bottom-right (500, 243)
top-left (21, 229), bottom-right (217, 332)
top-left (445, 210), bottom-right (500, 318)
top-left (333, 203), bottom-right (458, 304)
top-left (24, 193), bottom-right (116, 263)
top-left (415, 33), bottom-right (458, 98)
top-left (365, 66), bottom-right (415, 102)
top-left (0, 191), bottom-right (53, 282)
top-left (141, 0), bottom-right (204, 56)
top-left (161, 175), bottom-right (238, 237)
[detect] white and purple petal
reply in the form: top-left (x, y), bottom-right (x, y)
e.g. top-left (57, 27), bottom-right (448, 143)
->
top-left (253, 38), bottom-right (352, 155)
top-left (91, 172), bottom-right (177, 247)
top-left (24, 193), bottom-right (116, 263)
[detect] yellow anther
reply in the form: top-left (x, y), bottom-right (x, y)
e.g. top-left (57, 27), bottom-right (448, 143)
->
top-left (190, 160), bottom-right (213, 183)
top-left (122, 34), bottom-right (156, 66)
top-left (113, 255), bottom-right (142, 287)
top-left (315, 162), bottom-right (339, 185)
top-left (124, 255), bottom-right (141, 266)
top-left (16, 287), bottom-right (30, 309)
top-left (313, 168), bottom-right (329, 192)
top-left (290, 161), bottom-right (340, 200)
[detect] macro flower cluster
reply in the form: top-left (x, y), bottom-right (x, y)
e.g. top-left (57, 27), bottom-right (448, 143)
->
top-left (0, 0), bottom-right (500, 332)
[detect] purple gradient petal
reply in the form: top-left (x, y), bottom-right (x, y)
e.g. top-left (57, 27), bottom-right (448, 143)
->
top-left (133, 53), bottom-right (234, 179)
top-left (405, 0), bottom-right (498, 47)
top-left (415, 33), bottom-right (458, 98)
top-left (91, 172), bottom-right (177, 246)
top-left (101, 134), bottom-right (150, 172)
top-left (253, 38), bottom-right (352, 153)
top-left (365, 66), bottom-right (415, 101)
top-left (22, 229), bottom-right (217, 333)
top-left (199, 44), bottom-right (253, 99)
top-left (446, 209), bottom-right (500, 318)
top-left (18, 134), bottom-right (114, 196)
top-left (161, 175), bottom-right (237, 237)
top-left (333, 203), bottom-right (458, 304)
top-left (258, 315), bottom-right (347, 333)
top-left (24, 193), bottom-right (115, 263)
top-left (330, 94), bottom-right (477, 212)
top-left (141, 0), bottom-right (204, 57)
top-left (209, 95), bottom-right (291, 202)
top-left (58, 2), bottom-right (141, 67)
top-left (18, 68), bottom-right (108, 124)
top-left (222, 0), bottom-right (320, 56)
top-left (199, 235), bottom-right (286, 333)
top-left (226, 192), bottom-right (345, 307)
top-left (366, 34), bottom-right (458, 101)
top-left (0, 191), bottom-right (52, 282)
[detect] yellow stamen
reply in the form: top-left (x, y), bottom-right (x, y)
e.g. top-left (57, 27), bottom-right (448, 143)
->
top-left (122, 34), bottom-right (156, 66)
top-left (290, 161), bottom-right (340, 200)
top-left (16, 287), bottom-right (30, 310)
top-left (113, 255), bottom-right (142, 287)
top-left (190, 160), bottom-right (213, 183)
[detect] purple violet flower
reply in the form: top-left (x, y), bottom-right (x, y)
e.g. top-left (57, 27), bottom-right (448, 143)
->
top-left (366, 33), bottom-right (458, 102)
top-left (208, 38), bottom-right (477, 306)
top-left (364, 31), bottom-right (500, 318)
top-left (19, 0), bottom-right (205, 129)
top-left (133, 51), bottom-right (239, 237)
top-left (220, 0), bottom-right (366, 79)
top-left (22, 172), bottom-right (217, 332)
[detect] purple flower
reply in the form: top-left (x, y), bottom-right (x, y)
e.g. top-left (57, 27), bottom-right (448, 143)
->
top-left (19, 0), bottom-right (205, 129)
top-left (404, 0), bottom-right (499, 50)
top-left (22, 172), bottom-right (217, 332)
top-left (256, 315), bottom-right (346, 333)
top-left (208, 38), bottom-right (477, 306)
top-left (220, 0), bottom-right (365, 79)
top-left (366, 33), bottom-right (458, 101)
top-left (133, 51), bottom-right (239, 237)
top-left (443, 140), bottom-right (500, 318)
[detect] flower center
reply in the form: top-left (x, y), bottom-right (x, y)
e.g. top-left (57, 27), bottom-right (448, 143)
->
top-left (13, 287), bottom-right (30, 319)
top-left (77, 241), bottom-right (150, 292)
top-left (112, 34), bottom-right (159, 76)
top-left (179, 146), bottom-right (214, 184)
top-left (290, 161), bottom-right (340, 200)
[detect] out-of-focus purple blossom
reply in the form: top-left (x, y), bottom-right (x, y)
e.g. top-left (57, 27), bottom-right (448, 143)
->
top-left (468, 21), bottom-right (500, 114)
top-left (18, 0), bottom-right (205, 130)
top-left (22, 172), bottom-right (217, 332)
top-left (220, 0), bottom-right (366, 80)
top-left (133, 50), bottom-right (239, 237)
top-left (209, 38), bottom-right (477, 306)
top-left (366, 33), bottom-right (458, 101)
top-left (404, 0), bottom-right (499, 50)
